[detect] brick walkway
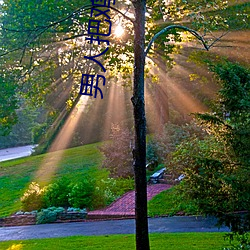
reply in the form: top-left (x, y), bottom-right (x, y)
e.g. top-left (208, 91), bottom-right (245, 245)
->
top-left (88, 184), bottom-right (171, 219)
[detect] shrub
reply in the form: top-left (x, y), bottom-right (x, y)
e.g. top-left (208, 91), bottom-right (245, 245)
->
top-left (113, 177), bottom-right (134, 197)
top-left (43, 177), bottom-right (71, 208)
top-left (36, 206), bottom-right (64, 224)
top-left (223, 233), bottom-right (250, 250)
top-left (93, 177), bottom-right (134, 209)
top-left (169, 61), bottom-right (250, 233)
top-left (21, 182), bottom-right (45, 211)
top-left (68, 180), bottom-right (94, 209)
top-left (32, 123), bottom-right (47, 144)
top-left (146, 141), bottom-right (159, 171)
top-left (99, 124), bottom-right (134, 178)
top-left (67, 207), bottom-right (87, 213)
top-left (147, 122), bottom-right (205, 166)
top-left (92, 178), bottom-right (117, 209)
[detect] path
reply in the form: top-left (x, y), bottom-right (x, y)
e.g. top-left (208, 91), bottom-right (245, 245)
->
top-left (0, 216), bottom-right (230, 241)
top-left (0, 145), bottom-right (37, 162)
top-left (88, 184), bottom-right (171, 219)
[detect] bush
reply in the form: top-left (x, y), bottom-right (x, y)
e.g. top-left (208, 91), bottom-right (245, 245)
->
top-left (93, 178), bottom-right (117, 208)
top-left (93, 177), bottom-right (134, 209)
top-left (68, 180), bottom-right (94, 209)
top-left (21, 182), bottom-right (45, 211)
top-left (99, 124), bottom-right (134, 178)
top-left (168, 61), bottom-right (250, 233)
top-left (32, 123), bottom-right (47, 144)
top-left (223, 233), bottom-right (250, 250)
top-left (43, 177), bottom-right (71, 208)
top-left (114, 177), bottom-right (135, 196)
top-left (147, 122), bottom-right (205, 166)
top-left (146, 141), bottom-right (159, 171)
top-left (36, 206), bottom-right (64, 224)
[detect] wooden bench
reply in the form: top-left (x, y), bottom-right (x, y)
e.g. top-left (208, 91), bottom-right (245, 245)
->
top-left (149, 168), bottom-right (165, 184)
top-left (175, 174), bottom-right (185, 182)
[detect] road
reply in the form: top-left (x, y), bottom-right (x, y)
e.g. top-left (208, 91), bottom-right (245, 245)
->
top-left (0, 145), bottom-right (37, 162)
top-left (0, 216), bottom-right (230, 241)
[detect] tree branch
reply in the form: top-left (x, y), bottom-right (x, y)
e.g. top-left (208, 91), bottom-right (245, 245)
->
top-left (145, 25), bottom-right (211, 56)
top-left (205, 30), bottom-right (230, 49)
top-left (1, 5), bottom-right (93, 33)
top-left (109, 6), bottom-right (135, 23)
top-left (0, 5), bottom-right (134, 57)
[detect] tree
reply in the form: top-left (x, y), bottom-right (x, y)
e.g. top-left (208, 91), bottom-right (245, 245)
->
top-left (168, 61), bottom-right (250, 233)
top-left (99, 124), bottom-right (133, 178)
top-left (0, 75), bottom-right (18, 135)
top-left (130, 1), bottom-right (232, 248)
top-left (1, 1), bottom-right (248, 249)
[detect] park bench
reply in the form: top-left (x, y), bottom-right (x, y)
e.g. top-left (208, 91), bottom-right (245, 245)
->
top-left (149, 168), bottom-right (165, 184)
top-left (175, 174), bottom-right (185, 182)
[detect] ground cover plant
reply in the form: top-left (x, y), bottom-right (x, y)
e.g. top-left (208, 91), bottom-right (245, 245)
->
top-left (0, 233), bottom-right (232, 250)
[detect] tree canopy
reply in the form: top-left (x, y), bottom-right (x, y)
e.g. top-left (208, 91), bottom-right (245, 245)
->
top-left (0, 1), bottom-right (249, 249)
top-left (0, 0), bottom-right (248, 128)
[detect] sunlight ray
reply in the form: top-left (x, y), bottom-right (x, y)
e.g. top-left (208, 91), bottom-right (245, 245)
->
top-left (35, 95), bottom-right (89, 184)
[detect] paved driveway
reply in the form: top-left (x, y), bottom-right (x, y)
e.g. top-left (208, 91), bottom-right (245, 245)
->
top-left (0, 216), bottom-right (229, 241)
top-left (0, 145), bottom-right (36, 162)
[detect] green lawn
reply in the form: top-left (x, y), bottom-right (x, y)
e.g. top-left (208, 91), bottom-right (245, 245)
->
top-left (0, 143), bottom-right (104, 217)
top-left (0, 233), bottom-right (230, 250)
top-left (0, 141), bottom-right (197, 218)
top-left (148, 186), bottom-right (199, 217)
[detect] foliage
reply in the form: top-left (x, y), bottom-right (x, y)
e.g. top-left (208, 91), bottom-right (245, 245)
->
top-left (68, 179), bottom-right (94, 209)
top-left (168, 136), bottom-right (239, 211)
top-left (23, 178), bottom-right (94, 211)
top-left (0, 75), bottom-right (18, 136)
top-left (93, 177), bottom-right (134, 208)
top-left (99, 124), bottom-right (134, 178)
top-left (40, 177), bottom-right (95, 210)
top-left (147, 122), bottom-right (206, 166)
top-left (67, 207), bottom-right (86, 213)
top-left (19, 169), bottom-right (133, 212)
top-left (223, 233), bottom-right (250, 250)
top-left (167, 61), bottom-right (250, 233)
top-left (0, 0), bottom-right (245, 133)
top-left (20, 182), bottom-right (45, 212)
top-left (36, 206), bottom-right (64, 224)
top-left (0, 101), bottom-right (50, 149)
top-left (32, 123), bottom-right (48, 144)
top-left (209, 2), bottom-right (250, 30)
top-left (43, 177), bottom-right (71, 208)
top-left (0, 142), bottom-right (102, 217)
top-left (146, 141), bottom-right (159, 170)
top-left (93, 178), bottom-right (118, 208)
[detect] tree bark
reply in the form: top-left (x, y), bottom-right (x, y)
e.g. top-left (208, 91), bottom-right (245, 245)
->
top-left (131, 1), bottom-right (150, 250)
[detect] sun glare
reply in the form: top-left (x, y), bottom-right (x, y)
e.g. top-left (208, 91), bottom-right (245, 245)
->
top-left (35, 95), bottom-right (89, 184)
top-left (114, 25), bottom-right (125, 37)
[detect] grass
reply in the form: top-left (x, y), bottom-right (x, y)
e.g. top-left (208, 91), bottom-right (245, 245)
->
top-left (0, 233), bottom-right (231, 250)
top-left (0, 140), bottom-right (194, 218)
top-left (0, 143), bottom-right (104, 217)
top-left (148, 186), bottom-right (199, 217)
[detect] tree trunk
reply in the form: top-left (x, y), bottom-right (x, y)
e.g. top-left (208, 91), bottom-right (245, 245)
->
top-left (132, 1), bottom-right (150, 250)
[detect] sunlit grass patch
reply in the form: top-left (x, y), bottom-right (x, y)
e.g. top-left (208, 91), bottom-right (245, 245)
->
top-left (0, 143), bottom-right (103, 217)
top-left (0, 233), bottom-right (230, 250)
